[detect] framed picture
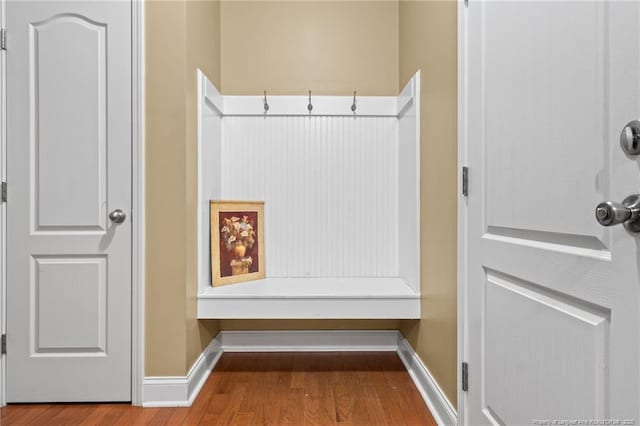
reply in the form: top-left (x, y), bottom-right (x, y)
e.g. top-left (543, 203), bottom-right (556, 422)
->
top-left (210, 201), bottom-right (265, 287)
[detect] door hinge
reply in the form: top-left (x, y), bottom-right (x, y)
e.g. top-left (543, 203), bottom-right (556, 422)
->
top-left (1, 182), bottom-right (7, 202)
top-left (462, 166), bottom-right (469, 196)
top-left (462, 362), bottom-right (468, 391)
top-left (1, 29), bottom-right (6, 50)
top-left (464, 0), bottom-right (469, 7)
top-left (1, 334), bottom-right (6, 355)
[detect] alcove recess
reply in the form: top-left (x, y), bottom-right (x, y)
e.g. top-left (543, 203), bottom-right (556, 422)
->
top-left (197, 70), bottom-right (421, 319)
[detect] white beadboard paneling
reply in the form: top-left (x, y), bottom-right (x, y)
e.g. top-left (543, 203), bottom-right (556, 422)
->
top-left (398, 71), bottom-right (421, 293)
top-left (197, 70), bottom-right (223, 293)
top-left (222, 115), bottom-right (399, 278)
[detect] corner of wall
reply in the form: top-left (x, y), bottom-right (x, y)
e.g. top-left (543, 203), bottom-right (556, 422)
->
top-left (145, 0), bottom-right (222, 377)
top-left (184, 0), bottom-right (222, 372)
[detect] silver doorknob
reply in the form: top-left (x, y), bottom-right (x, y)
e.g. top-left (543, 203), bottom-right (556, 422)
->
top-left (109, 209), bottom-right (126, 224)
top-left (620, 120), bottom-right (640, 156)
top-left (596, 194), bottom-right (640, 233)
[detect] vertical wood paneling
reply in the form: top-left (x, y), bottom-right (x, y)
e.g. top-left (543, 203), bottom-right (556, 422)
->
top-left (398, 96), bottom-right (420, 292)
top-left (221, 116), bottom-right (399, 278)
top-left (198, 93), bottom-right (222, 293)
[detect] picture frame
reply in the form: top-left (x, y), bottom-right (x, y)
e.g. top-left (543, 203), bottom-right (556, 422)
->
top-left (210, 201), bottom-right (265, 287)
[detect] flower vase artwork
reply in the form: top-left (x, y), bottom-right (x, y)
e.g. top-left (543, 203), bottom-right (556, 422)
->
top-left (221, 215), bottom-right (255, 276)
top-left (211, 201), bottom-right (265, 286)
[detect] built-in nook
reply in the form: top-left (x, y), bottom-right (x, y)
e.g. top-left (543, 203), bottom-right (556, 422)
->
top-left (196, 70), bottom-right (421, 319)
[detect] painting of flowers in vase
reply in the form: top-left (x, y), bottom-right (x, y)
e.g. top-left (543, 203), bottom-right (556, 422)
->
top-left (210, 201), bottom-right (265, 286)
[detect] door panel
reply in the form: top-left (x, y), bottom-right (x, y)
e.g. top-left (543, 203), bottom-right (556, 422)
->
top-left (484, 270), bottom-right (609, 422)
top-left (33, 255), bottom-right (107, 353)
top-left (484, 2), bottom-right (608, 241)
top-left (31, 14), bottom-right (107, 232)
top-left (464, 0), bottom-right (640, 423)
top-left (6, 0), bottom-right (131, 402)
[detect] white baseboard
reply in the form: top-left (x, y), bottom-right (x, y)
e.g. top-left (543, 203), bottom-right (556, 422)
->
top-left (142, 329), bottom-right (458, 426)
top-left (219, 330), bottom-right (399, 352)
top-left (397, 334), bottom-right (457, 426)
top-left (142, 336), bottom-right (223, 407)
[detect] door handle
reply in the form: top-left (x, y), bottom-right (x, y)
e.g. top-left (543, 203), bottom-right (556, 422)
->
top-left (620, 120), bottom-right (640, 156)
top-left (595, 195), bottom-right (640, 233)
top-left (109, 209), bottom-right (126, 224)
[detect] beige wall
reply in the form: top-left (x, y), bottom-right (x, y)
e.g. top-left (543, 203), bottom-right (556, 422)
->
top-left (219, 0), bottom-right (400, 332)
top-left (145, 0), bottom-right (188, 376)
top-left (145, 0), bottom-right (221, 376)
top-left (399, 0), bottom-right (458, 408)
top-left (220, 1), bottom-right (399, 96)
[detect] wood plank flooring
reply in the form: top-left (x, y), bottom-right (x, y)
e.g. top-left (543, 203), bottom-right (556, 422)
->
top-left (0, 352), bottom-right (437, 425)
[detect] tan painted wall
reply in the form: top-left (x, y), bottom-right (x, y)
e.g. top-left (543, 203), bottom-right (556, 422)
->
top-left (145, 0), bottom-right (221, 376)
top-left (145, 0), bottom-right (189, 376)
top-left (220, 0), bottom-right (399, 96)
top-left (218, 0), bottom-right (400, 332)
top-left (398, 0), bottom-right (458, 408)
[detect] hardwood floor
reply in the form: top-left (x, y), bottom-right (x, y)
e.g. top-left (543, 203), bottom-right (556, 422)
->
top-left (0, 352), bottom-right (437, 425)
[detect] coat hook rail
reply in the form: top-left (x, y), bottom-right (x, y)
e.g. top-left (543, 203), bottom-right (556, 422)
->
top-left (220, 91), bottom-right (405, 117)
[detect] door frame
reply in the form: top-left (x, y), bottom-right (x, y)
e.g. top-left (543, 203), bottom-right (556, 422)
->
top-left (0, 0), bottom-right (145, 406)
top-left (0, 0), bottom-right (6, 408)
top-left (457, 0), bottom-right (468, 423)
top-left (131, 0), bottom-right (145, 407)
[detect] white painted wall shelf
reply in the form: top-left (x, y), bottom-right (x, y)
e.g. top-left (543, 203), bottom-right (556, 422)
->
top-left (197, 69), bottom-right (421, 319)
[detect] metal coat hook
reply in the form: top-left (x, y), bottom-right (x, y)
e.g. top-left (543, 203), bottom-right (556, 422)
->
top-left (351, 91), bottom-right (357, 114)
top-left (263, 91), bottom-right (269, 114)
top-left (307, 90), bottom-right (313, 114)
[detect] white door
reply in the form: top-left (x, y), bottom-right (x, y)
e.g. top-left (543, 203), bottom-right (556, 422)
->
top-left (6, 0), bottom-right (131, 402)
top-left (462, 0), bottom-right (640, 423)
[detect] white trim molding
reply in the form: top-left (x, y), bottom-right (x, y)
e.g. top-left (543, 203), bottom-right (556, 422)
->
top-left (397, 335), bottom-right (457, 426)
top-left (0, 0), bottom-right (6, 408)
top-left (223, 95), bottom-right (398, 117)
top-left (131, 0), bottom-right (145, 406)
top-left (142, 330), bottom-right (458, 426)
top-left (219, 330), bottom-right (400, 352)
top-left (457, 0), bottom-right (469, 422)
top-left (142, 337), bottom-right (223, 407)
